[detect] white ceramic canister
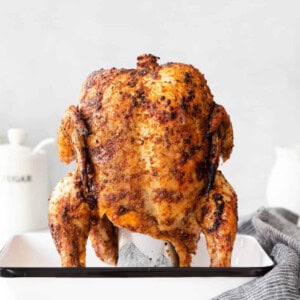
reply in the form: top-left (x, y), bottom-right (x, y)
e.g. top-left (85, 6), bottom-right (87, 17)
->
top-left (0, 129), bottom-right (54, 236)
top-left (266, 145), bottom-right (300, 216)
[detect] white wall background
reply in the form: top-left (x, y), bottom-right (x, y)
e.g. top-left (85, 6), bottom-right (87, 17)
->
top-left (0, 0), bottom-right (299, 215)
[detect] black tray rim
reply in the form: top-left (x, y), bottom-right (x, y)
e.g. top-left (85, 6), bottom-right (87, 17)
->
top-left (0, 265), bottom-right (275, 278)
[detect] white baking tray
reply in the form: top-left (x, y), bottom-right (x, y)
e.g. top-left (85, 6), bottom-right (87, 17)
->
top-left (0, 230), bottom-right (274, 299)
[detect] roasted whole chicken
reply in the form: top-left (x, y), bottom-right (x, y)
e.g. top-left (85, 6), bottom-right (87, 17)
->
top-left (49, 54), bottom-right (237, 267)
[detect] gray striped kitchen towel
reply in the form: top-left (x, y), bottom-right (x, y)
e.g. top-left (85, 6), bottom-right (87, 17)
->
top-left (213, 207), bottom-right (300, 300)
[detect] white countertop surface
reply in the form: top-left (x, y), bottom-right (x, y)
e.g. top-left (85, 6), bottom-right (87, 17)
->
top-left (0, 276), bottom-right (252, 300)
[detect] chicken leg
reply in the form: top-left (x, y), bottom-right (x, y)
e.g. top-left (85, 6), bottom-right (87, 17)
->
top-left (49, 172), bottom-right (91, 267)
top-left (49, 106), bottom-right (118, 267)
top-left (200, 171), bottom-right (237, 267)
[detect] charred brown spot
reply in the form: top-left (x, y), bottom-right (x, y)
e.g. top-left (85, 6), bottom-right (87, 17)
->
top-left (212, 193), bottom-right (223, 201)
top-left (169, 111), bottom-right (176, 120)
top-left (187, 89), bottom-right (195, 102)
top-left (119, 190), bottom-right (127, 199)
top-left (195, 161), bottom-right (207, 181)
top-left (192, 104), bottom-right (200, 117)
top-left (130, 97), bottom-right (138, 108)
top-left (184, 72), bottom-right (191, 84)
top-left (183, 137), bottom-right (191, 145)
top-left (164, 137), bottom-right (171, 148)
top-left (180, 232), bottom-right (190, 240)
top-left (128, 189), bottom-right (142, 200)
top-left (202, 205), bottom-right (209, 217)
top-left (137, 54), bottom-right (159, 70)
top-left (91, 139), bottom-right (116, 163)
top-left (128, 79), bottom-right (137, 87)
top-left (188, 177), bottom-right (194, 183)
top-left (180, 151), bottom-right (190, 165)
top-left (136, 89), bottom-right (146, 103)
top-left (130, 172), bottom-right (143, 179)
top-left (85, 195), bottom-right (97, 210)
top-left (157, 189), bottom-right (173, 199)
top-left (171, 168), bottom-right (185, 184)
top-left (95, 103), bottom-right (102, 111)
top-left (175, 193), bottom-right (183, 201)
top-left (104, 193), bottom-right (118, 202)
top-left (213, 196), bottom-right (225, 220)
top-left (206, 196), bottom-right (225, 233)
top-left (119, 91), bottom-right (131, 101)
top-left (164, 218), bottom-right (175, 226)
top-left (180, 96), bottom-right (188, 111)
top-left (207, 163), bottom-right (217, 193)
top-left (206, 223), bottom-right (218, 233)
top-left (136, 69), bottom-right (148, 76)
top-left (74, 111), bottom-right (97, 210)
top-left (151, 71), bottom-right (160, 80)
top-left (61, 206), bottom-right (70, 221)
top-left (117, 206), bottom-right (129, 216)
top-left (90, 215), bottom-right (99, 225)
top-left (225, 234), bottom-right (231, 243)
top-left (189, 145), bottom-right (201, 156)
top-left (80, 168), bottom-right (87, 178)
top-left (157, 110), bottom-right (171, 124)
top-left (152, 169), bottom-right (158, 176)
top-left (154, 189), bottom-right (183, 203)
top-left (175, 172), bottom-right (185, 184)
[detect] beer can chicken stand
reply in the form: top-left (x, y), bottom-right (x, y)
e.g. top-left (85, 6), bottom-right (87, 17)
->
top-left (49, 54), bottom-right (237, 267)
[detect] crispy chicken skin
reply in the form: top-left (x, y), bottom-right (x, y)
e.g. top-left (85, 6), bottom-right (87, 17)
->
top-left (49, 106), bottom-right (118, 266)
top-left (49, 54), bottom-right (237, 267)
top-left (200, 171), bottom-right (237, 267)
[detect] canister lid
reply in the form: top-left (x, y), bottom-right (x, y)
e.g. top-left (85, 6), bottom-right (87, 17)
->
top-left (8, 128), bottom-right (27, 145)
top-left (0, 128), bottom-right (31, 156)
